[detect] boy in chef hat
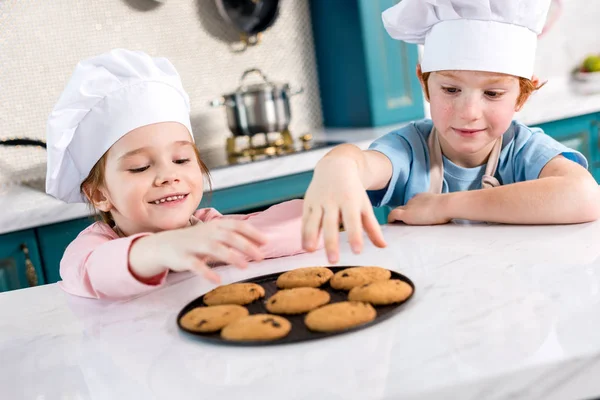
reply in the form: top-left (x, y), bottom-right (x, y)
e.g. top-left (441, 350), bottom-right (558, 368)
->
top-left (301, 0), bottom-right (600, 264)
top-left (46, 48), bottom-right (312, 299)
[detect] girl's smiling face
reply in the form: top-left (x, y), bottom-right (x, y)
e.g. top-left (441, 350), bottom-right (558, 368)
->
top-left (423, 68), bottom-right (524, 168)
top-left (92, 122), bottom-right (205, 235)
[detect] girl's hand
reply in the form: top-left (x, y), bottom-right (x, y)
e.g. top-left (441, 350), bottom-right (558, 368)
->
top-left (302, 157), bottom-right (386, 264)
top-left (387, 193), bottom-right (451, 225)
top-left (129, 220), bottom-right (268, 283)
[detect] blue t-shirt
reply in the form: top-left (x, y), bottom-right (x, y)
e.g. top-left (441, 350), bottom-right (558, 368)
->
top-left (367, 119), bottom-right (588, 208)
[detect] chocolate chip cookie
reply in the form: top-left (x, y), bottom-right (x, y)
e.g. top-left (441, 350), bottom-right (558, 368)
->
top-left (265, 287), bottom-right (331, 314)
top-left (348, 279), bottom-right (413, 305)
top-left (329, 266), bottom-right (392, 290)
top-left (304, 301), bottom-right (377, 332)
top-left (179, 305), bottom-right (249, 333)
top-left (221, 314), bottom-right (292, 341)
top-left (203, 283), bottom-right (265, 306)
top-left (276, 267), bottom-right (334, 289)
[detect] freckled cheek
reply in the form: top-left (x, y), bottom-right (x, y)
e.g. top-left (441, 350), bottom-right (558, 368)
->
top-left (429, 98), bottom-right (454, 126)
top-left (485, 103), bottom-right (516, 131)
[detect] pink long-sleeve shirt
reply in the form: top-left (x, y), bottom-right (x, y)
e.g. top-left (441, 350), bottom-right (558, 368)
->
top-left (59, 199), bottom-right (311, 299)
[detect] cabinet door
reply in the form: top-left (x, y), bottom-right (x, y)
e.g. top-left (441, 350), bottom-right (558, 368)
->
top-left (310, 0), bottom-right (424, 127)
top-left (536, 114), bottom-right (594, 164)
top-left (201, 171), bottom-right (389, 225)
top-left (36, 217), bottom-right (94, 284)
top-left (0, 229), bottom-right (45, 292)
top-left (200, 171), bottom-right (314, 214)
top-left (373, 206), bottom-right (390, 225)
top-left (535, 113), bottom-right (600, 183)
top-left (591, 114), bottom-right (600, 182)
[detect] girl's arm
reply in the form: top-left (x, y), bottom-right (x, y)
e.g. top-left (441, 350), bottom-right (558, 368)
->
top-left (59, 223), bottom-right (167, 299)
top-left (201, 200), bottom-right (317, 260)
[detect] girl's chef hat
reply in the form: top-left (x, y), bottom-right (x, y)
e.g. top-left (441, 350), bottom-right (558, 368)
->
top-left (382, 0), bottom-right (552, 78)
top-left (45, 48), bottom-right (193, 203)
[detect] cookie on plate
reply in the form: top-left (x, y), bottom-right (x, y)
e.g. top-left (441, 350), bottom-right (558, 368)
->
top-left (266, 287), bottom-right (331, 314)
top-left (304, 301), bottom-right (376, 332)
top-left (221, 314), bottom-right (292, 341)
top-left (329, 266), bottom-right (391, 290)
top-left (276, 267), bottom-right (334, 289)
top-left (179, 305), bottom-right (249, 333)
top-left (348, 279), bottom-right (413, 305)
top-left (203, 283), bottom-right (265, 306)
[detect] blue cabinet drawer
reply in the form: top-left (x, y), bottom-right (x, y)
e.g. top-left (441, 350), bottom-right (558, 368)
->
top-left (36, 218), bottom-right (94, 284)
top-left (535, 113), bottom-right (597, 167)
top-left (0, 229), bottom-right (45, 292)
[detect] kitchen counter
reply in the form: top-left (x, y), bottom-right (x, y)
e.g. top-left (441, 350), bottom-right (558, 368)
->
top-left (2, 222), bottom-right (600, 400)
top-left (2, 76), bottom-right (600, 235)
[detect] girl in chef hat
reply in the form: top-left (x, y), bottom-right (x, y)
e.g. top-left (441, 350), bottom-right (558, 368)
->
top-left (302, 0), bottom-right (600, 264)
top-left (46, 48), bottom-right (313, 299)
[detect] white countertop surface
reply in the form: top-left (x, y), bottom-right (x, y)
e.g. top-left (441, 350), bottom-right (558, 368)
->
top-left (2, 76), bottom-right (600, 235)
top-left (2, 222), bottom-right (600, 400)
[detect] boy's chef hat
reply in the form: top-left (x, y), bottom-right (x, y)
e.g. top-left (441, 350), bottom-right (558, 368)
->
top-left (382, 0), bottom-right (552, 78)
top-left (45, 48), bottom-right (193, 203)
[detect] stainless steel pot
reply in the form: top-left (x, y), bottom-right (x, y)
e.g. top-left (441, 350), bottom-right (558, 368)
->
top-left (210, 68), bottom-right (303, 136)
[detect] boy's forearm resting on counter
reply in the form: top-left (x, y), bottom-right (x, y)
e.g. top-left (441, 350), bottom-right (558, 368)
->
top-left (442, 161), bottom-right (600, 224)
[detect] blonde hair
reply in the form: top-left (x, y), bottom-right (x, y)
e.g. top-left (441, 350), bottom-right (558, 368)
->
top-left (81, 146), bottom-right (211, 227)
top-left (420, 72), bottom-right (545, 108)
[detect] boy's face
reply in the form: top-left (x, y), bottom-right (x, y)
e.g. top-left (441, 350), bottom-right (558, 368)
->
top-left (423, 69), bottom-right (522, 168)
top-left (96, 122), bottom-right (204, 235)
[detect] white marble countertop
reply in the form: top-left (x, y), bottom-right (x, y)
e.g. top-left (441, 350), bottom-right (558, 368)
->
top-left (2, 76), bottom-right (600, 235)
top-left (2, 222), bottom-right (600, 400)
top-left (516, 76), bottom-right (600, 125)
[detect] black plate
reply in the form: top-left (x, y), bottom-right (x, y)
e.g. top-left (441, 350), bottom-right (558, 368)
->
top-left (177, 266), bottom-right (415, 346)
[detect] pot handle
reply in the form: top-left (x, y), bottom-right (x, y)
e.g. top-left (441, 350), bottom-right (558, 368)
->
top-left (288, 86), bottom-right (304, 97)
top-left (240, 68), bottom-right (270, 85)
top-left (209, 97), bottom-right (225, 107)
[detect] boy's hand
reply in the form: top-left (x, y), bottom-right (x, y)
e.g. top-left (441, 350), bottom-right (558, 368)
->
top-left (302, 157), bottom-right (386, 264)
top-left (387, 193), bottom-right (451, 225)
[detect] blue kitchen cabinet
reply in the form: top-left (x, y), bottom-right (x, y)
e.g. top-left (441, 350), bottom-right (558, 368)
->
top-left (534, 112), bottom-right (600, 182)
top-left (200, 171), bottom-right (314, 213)
top-left (0, 229), bottom-right (45, 292)
top-left (309, 0), bottom-right (424, 127)
top-left (36, 217), bottom-right (95, 284)
top-left (200, 171), bottom-right (390, 224)
top-left (591, 114), bottom-right (600, 182)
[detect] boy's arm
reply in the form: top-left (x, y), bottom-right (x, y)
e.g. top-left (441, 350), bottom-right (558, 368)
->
top-left (302, 144), bottom-right (393, 263)
top-left (317, 144), bottom-right (394, 191)
top-left (390, 156), bottom-right (600, 225)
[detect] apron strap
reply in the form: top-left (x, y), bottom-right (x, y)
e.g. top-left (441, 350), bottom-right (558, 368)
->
top-left (427, 127), bottom-right (502, 194)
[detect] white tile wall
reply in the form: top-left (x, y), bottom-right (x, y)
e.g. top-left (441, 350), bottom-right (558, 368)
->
top-left (1, 0), bottom-right (599, 187)
top-left (0, 0), bottom-right (323, 186)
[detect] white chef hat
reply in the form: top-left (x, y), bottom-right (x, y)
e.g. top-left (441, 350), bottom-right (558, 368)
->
top-left (45, 48), bottom-right (193, 203)
top-left (382, 0), bottom-right (552, 79)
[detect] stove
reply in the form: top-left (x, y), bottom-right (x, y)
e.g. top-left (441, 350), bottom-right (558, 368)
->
top-left (198, 130), bottom-right (340, 170)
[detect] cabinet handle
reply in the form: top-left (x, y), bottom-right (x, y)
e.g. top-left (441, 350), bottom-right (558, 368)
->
top-left (20, 244), bottom-right (38, 287)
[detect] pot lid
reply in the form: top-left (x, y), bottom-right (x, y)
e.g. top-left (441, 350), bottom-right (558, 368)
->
top-left (230, 68), bottom-right (289, 94)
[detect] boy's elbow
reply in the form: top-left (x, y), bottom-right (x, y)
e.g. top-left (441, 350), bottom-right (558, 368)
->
top-left (573, 179), bottom-right (600, 223)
